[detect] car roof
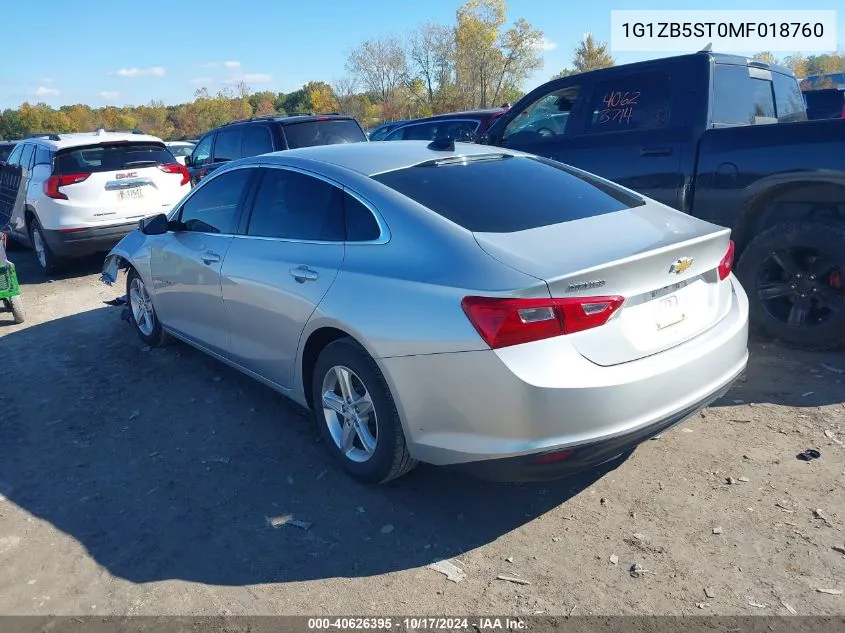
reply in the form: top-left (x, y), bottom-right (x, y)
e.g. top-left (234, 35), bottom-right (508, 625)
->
top-left (398, 109), bottom-right (507, 125)
top-left (24, 130), bottom-right (164, 149)
top-left (253, 140), bottom-right (522, 176)
top-left (220, 113), bottom-right (356, 129)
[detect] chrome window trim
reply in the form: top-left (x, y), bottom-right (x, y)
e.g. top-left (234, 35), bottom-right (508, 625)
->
top-left (228, 162), bottom-right (391, 246)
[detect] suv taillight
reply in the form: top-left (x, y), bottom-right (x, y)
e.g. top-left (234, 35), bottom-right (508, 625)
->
top-left (461, 295), bottom-right (625, 349)
top-left (159, 162), bottom-right (190, 186)
top-left (44, 173), bottom-right (89, 200)
top-left (718, 240), bottom-right (735, 280)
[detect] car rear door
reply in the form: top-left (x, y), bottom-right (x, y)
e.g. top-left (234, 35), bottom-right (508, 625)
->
top-left (220, 165), bottom-right (346, 389)
top-left (150, 166), bottom-right (257, 355)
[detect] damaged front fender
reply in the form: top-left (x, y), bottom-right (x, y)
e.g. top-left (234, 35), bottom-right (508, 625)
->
top-left (100, 230), bottom-right (150, 286)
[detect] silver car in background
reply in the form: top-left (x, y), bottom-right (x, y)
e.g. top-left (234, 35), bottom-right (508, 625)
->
top-left (102, 141), bottom-right (749, 484)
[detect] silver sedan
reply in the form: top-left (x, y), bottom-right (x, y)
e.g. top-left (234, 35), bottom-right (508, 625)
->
top-left (102, 140), bottom-right (749, 484)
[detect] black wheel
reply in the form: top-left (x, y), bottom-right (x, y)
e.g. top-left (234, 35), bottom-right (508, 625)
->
top-left (28, 217), bottom-right (61, 276)
top-left (736, 221), bottom-right (845, 350)
top-left (8, 294), bottom-right (25, 324)
top-left (311, 338), bottom-right (417, 484)
top-left (126, 268), bottom-right (170, 347)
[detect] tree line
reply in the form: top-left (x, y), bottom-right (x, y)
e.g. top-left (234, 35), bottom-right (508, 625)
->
top-left (2, 3), bottom-right (843, 142)
top-left (0, 0), bottom-right (545, 141)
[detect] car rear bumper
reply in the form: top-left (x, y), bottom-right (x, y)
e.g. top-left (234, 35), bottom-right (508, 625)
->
top-left (379, 276), bottom-right (749, 478)
top-left (43, 222), bottom-right (139, 259)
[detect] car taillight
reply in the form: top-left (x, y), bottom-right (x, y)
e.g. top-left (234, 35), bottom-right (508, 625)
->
top-left (461, 295), bottom-right (625, 349)
top-left (718, 240), bottom-right (735, 281)
top-left (159, 162), bottom-right (190, 186)
top-left (44, 173), bottom-right (89, 200)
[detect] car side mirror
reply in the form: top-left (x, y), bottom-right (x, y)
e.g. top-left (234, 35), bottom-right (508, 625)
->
top-left (184, 155), bottom-right (192, 167)
top-left (139, 213), bottom-right (169, 235)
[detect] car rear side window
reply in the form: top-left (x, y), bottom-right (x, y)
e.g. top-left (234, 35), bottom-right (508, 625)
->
top-left (584, 73), bottom-right (672, 133)
top-left (344, 193), bottom-right (381, 241)
top-left (242, 125), bottom-right (274, 157)
top-left (178, 168), bottom-right (253, 234)
top-left (213, 128), bottom-right (243, 162)
top-left (712, 64), bottom-right (776, 125)
top-left (35, 146), bottom-right (51, 166)
top-left (372, 155), bottom-right (644, 233)
top-left (247, 168), bottom-right (344, 241)
top-left (283, 120), bottom-right (367, 149)
top-left (771, 71), bottom-right (807, 123)
top-left (54, 142), bottom-right (173, 175)
top-left (19, 144), bottom-right (35, 170)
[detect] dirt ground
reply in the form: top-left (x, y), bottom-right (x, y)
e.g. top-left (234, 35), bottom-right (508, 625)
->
top-left (0, 249), bottom-right (843, 617)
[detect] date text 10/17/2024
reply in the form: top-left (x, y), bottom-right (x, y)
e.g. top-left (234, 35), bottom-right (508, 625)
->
top-left (307, 617), bottom-right (529, 631)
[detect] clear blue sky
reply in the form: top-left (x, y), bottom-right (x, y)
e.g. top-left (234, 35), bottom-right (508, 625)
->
top-left (1, 0), bottom-right (840, 110)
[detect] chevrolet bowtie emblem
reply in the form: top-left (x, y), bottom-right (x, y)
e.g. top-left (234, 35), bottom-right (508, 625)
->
top-left (669, 257), bottom-right (694, 275)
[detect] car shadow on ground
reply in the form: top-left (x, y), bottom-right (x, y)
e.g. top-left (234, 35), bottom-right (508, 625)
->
top-left (4, 245), bottom-right (105, 287)
top-left (0, 304), bottom-right (618, 586)
top-left (708, 331), bottom-right (845, 409)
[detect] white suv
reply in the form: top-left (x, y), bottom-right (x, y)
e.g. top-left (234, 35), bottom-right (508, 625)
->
top-left (5, 129), bottom-right (191, 274)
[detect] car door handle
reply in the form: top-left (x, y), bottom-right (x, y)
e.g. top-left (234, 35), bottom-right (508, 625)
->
top-left (640, 147), bottom-right (673, 157)
top-left (290, 265), bottom-right (319, 283)
top-left (201, 251), bottom-right (221, 265)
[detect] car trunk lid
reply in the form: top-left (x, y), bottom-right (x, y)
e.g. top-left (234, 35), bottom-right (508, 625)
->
top-left (473, 204), bottom-right (734, 366)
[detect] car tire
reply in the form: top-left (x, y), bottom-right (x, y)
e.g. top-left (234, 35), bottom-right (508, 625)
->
top-left (8, 294), bottom-right (25, 324)
top-left (311, 338), bottom-right (418, 484)
top-left (736, 220), bottom-right (845, 351)
top-left (28, 217), bottom-right (61, 276)
top-left (126, 268), bottom-right (170, 347)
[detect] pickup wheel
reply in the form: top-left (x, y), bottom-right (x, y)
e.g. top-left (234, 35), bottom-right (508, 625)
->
top-left (736, 221), bottom-right (845, 351)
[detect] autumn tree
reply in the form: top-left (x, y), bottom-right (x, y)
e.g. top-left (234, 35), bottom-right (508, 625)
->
top-left (753, 51), bottom-right (778, 64)
top-left (572, 32), bottom-right (614, 72)
top-left (346, 36), bottom-right (408, 105)
top-left (782, 53), bottom-right (808, 78)
top-left (454, 0), bottom-right (543, 108)
top-left (306, 81), bottom-right (339, 113)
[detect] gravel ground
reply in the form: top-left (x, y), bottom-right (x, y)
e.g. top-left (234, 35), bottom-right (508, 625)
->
top-left (0, 249), bottom-right (843, 616)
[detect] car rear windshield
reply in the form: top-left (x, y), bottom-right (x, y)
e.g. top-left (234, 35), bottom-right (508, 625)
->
top-left (371, 155), bottom-right (645, 233)
top-left (54, 142), bottom-right (173, 175)
top-left (283, 119), bottom-right (367, 149)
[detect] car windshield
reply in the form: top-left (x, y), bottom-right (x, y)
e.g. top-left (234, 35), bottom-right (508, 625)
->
top-left (283, 119), bottom-right (367, 149)
top-left (372, 155), bottom-right (644, 233)
top-left (0, 145), bottom-right (14, 162)
top-left (168, 145), bottom-right (194, 157)
top-left (54, 142), bottom-right (174, 174)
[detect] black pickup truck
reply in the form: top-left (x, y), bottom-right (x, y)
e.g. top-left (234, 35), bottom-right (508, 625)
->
top-left (483, 51), bottom-right (845, 350)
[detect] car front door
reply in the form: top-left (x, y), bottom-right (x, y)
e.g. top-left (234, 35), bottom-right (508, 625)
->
top-left (220, 166), bottom-right (346, 389)
top-left (150, 166), bottom-right (256, 355)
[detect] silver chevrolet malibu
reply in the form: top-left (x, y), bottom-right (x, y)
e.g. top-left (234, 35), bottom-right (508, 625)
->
top-left (102, 140), bottom-right (749, 484)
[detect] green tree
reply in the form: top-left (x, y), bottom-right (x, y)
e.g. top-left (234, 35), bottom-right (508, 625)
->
top-left (572, 32), bottom-right (614, 72)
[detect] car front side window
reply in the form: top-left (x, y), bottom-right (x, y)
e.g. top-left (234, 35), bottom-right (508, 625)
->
top-left (192, 135), bottom-right (213, 166)
top-left (177, 168), bottom-right (254, 234)
top-left (502, 85), bottom-right (581, 143)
